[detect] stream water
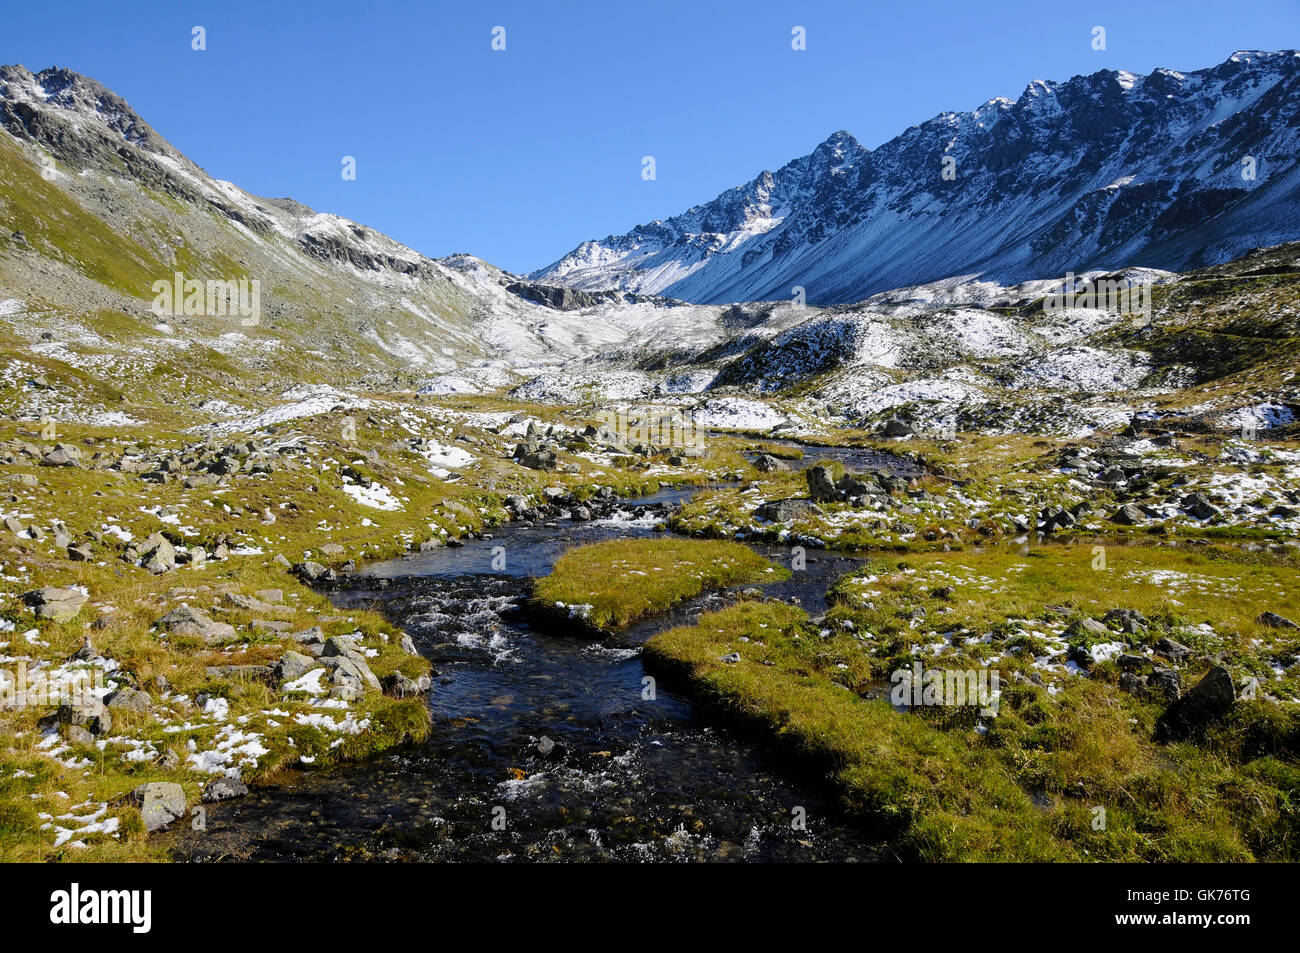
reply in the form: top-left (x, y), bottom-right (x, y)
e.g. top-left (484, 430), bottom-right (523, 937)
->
top-left (175, 448), bottom-right (916, 863)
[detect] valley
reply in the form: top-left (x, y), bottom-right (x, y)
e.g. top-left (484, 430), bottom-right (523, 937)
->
top-left (0, 53), bottom-right (1297, 863)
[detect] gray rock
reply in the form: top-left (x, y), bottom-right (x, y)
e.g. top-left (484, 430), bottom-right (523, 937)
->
top-left (1065, 618), bottom-right (1111, 640)
top-left (754, 498), bottom-right (823, 523)
top-left (41, 444), bottom-right (83, 468)
top-left (22, 586), bottom-right (87, 622)
top-left (1154, 637), bottom-right (1191, 663)
top-left (1155, 665), bottom-right (1235, 741)
top-left (805, 465), bottom-right (841, 503)
top-left (1147, 666), bottom-right (1182, 703)
top-left (519, 450), bottom-right (559, 471)
top-left (381, 672), bottom-right (429, 698)
top-left (129, 782), bottom-right (186, 832)
top-left (324, 656), bottom-right (381, 693)
top-left (399, 633), bottom-right (418, 655)
top-left (156, 605), bottom-right (236, 643)
top-left (290, 625), bottom-right (325, 647)
top-left (275, 650), bottom-right (319, 682)
top-left (1103, 608), bottom-right (1147, 634)
top-left (105, 687), bottom-right (152, 713)
top-left (294, 560), bottom-right (328, 582)
top-left (139, 534), bottom-right (176, 574)
top-left (753, 454), bottom-right (788, 473)
top-left (44, 699), bottom-right (112, 736)
top-left (1111, 504), bottom-right (1146, 525)
top-left (202, 777), bottom-right (248, 803)
top-left (67, 542), bottom-right (94, 561)
top-left (1257, 611), bottom-right (1299, 630)
top-left (1181, 493), bottom-right (1221, 520)
top-left (882, 419), bottom-right (914, 437)
top-left (837, 473), bottom-right (884, 498)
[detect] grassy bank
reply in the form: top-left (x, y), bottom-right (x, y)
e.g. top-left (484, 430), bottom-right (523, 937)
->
top-left (644, 544), bottom-right (1300, 861)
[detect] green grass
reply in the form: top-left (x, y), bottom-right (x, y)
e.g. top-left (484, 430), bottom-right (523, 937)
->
top-left (645, 596), bottom-right (1300, 861)
top-left (533, 538), bottom-right (788, 631)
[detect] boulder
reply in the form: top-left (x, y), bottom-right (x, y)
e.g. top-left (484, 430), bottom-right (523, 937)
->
top-left (45, 699), bottom-right (112, 736)
top-left (202, 777), bottom-right (248, 803)
top-left (1257, 611), bottom-right (1299, 630)
top-left (1155, 666), bottom-right (1235, 741)
top-left (805, 465), bottom-right (840, 503)
top-left (1103, 608), bottom-right (1147, 634)
top-left (105, 687), bottom-right (152, 713)
top-left (22, 586), bottom-right (87, 623)
top-left (128, 782), bottom-right (186, 832)
top-left (754, 498), bottom-right (823, 523)
top-left (1154, 637), bottom-right (1191, 663)
top-left (139, 534), bottom-right (176, 574)
top-left (753, 454), bottom-right (788, 473)
top-left (1111, 504), bottom-right (1146, 525)
top-left (1181, 493), bottom-right (1221, 520)
top-left (274, 650), bottom-right (319, 682)
top-left (156, 605), bottom-right (236, 643)
top-left (519, 450), bottom-right (559, 471)
top-left (381, 672), bottom-right (431, 698)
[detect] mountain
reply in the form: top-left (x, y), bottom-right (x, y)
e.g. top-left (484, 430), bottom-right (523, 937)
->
top-left (533, 50), bottom-right (1300, 305)
top-left (0, 63), bottom-right (758, 401)
top-left (1, 60), bottom-right (1296, 443)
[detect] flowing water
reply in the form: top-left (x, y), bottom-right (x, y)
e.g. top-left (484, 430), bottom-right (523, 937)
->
top-left (176, 454), bottom-right (918, 863)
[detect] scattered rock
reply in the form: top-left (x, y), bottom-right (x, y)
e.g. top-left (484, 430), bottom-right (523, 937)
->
top-left (1257, 611), bottom-right (1299, 630)
top-left (22, 586), bottom-right (88, 622)
top-left (806, 465), bottom-right (841, 503)
top-left (202, 777), bottom-right (248, 803)
top-left (128, 782), bottom-right (186, 832)
top-left (755, 498), bottom-right (823, 522)
top-left (1155, 665), bottom-right (1235, 741)
top-left (274, 650), bottom-right (319, 682)
top-left (1111, 504), bottom-right (1146, 525)
top-left (1154, 637), bottom-right (1192, 663)
top-left (105, 687), bottom-right (152, 713)
top-left (156, 605), bottom-right (236, 643)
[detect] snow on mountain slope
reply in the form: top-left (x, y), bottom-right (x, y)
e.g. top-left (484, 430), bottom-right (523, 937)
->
top-left (533, 51), bottom-right (1300, 305)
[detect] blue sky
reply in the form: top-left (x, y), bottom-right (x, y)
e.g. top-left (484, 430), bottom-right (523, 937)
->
top-left (3, 0), bottom-right (1298, 273)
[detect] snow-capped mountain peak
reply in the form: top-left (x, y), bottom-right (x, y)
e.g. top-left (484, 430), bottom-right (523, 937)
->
top-left (533, 50), bottom-right (1300, 305)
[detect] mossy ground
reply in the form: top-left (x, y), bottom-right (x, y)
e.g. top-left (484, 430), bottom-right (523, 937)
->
top-left (533, 538), bottom-right (788, 631)
top-left (645, 550), bottom-right (1300, 861)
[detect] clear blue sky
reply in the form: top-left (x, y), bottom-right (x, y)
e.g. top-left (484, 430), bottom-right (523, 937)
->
top-left (3, 0), bottom-right (1298, 273)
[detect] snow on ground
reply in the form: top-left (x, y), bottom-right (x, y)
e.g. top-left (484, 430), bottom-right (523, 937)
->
top-left (200, 385), bottom-right (372, 434)
top-left (690, 397), bottom-right (789, 430)
top-left (1009, 346), bottom-right (1151, 392)
top-left (341, 481), bottom-right (402, 510)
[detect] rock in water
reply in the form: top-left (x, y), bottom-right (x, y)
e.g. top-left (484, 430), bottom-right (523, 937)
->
top-left (202, 777), bottom-right (248, 803)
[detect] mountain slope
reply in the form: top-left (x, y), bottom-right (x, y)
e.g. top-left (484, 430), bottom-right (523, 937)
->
top-left (0, 64), bottom-right (769, 404)
top-left (534, 50), bottom-right (1300, 305)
